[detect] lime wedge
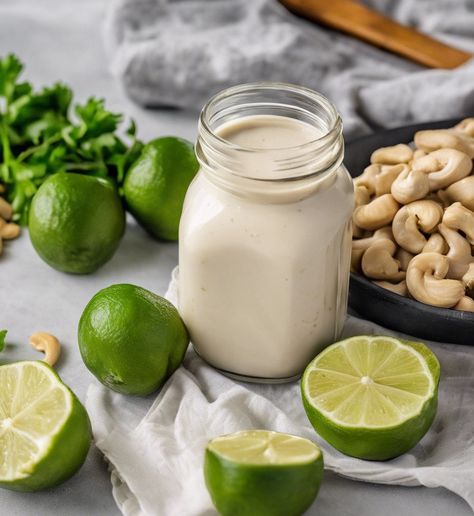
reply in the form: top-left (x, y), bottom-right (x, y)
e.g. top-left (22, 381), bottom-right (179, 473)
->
top-left (204, 430), bottom-right (323, 516)
top-left (0, 361), bottom-right (91, 491)
top-left (302, 336), bottom-right (440, 460)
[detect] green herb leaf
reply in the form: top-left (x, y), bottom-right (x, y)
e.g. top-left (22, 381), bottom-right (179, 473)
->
top-left (0, 329), bottom-right (7, 352)
top-left (0, 54), bottom-right (22, 102)
top-left (75, 97), bottom-right (122, 139)
top-left (0, 54), bottom-right (142, 223)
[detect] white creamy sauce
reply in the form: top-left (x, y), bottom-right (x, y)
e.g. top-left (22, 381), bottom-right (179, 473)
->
top-left (217, 115), bottom-right (322, 149)
top-left (179, 114), bottom-right (353, 379)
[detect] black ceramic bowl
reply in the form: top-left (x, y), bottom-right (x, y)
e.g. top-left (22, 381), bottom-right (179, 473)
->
top-left (345, 118), bottom-right (474, 345)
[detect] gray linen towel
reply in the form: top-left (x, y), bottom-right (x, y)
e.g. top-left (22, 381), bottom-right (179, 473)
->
top-left (104, 0), bottom-right (474, 137)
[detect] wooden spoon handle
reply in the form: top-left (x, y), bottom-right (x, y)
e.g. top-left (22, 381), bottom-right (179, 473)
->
top-left (279, 0), bottom-right (472, 69)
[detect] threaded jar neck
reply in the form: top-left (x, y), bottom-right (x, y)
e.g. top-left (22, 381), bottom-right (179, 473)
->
top-left (196, 82), bottom-right (344, 184)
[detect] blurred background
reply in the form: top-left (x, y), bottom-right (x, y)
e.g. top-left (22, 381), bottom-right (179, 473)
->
top-left (2, 0), bottom-right (473, 144)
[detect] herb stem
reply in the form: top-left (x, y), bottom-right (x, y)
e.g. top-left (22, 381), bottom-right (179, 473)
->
top-left (64, 162), bottom-right (103, 171)
top-left (16, 133), bottom-right (63, 163)
top-left (0, 122), bottom-right (11, 182)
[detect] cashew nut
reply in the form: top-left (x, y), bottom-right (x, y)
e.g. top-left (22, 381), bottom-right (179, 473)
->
top-left (373, 279), bottom-right (408, 296)
top-left (422, 233), bottom-right (448, 255)
top-left (370, 144), bottom-right (413, 165)
top-left (392, 200), bottom-right (444, 254)
top-left (354, 164), bottom-right (380, 195)
top-left (442, 176), bottom-right (474, 212)
top-left (352, 185), bottom-right (372, 238)
top-left (438, 224), bottom-right (473, 279)
top-left (423, 191), bottom-right (449, 208)
top-left (374, 164), bottom-right (407, 197)
top-left (351, 227), bottom-right (394, 272)
top-left (395, 248), bottom-right (414, 271)
top-left (352, 226), bottom-right (394, 251)
top-left (435, 189), bottom-right (451, 208)
top-left (443, 202), bottom-right (474, 245)
top-left (0, 223), bottom-right (20, 240)
top-left (352, 225), bottom-right (369, 239)
top-left (414, 129), bottom-right (474, 158)
top-left (412, 148), bottom-right (472, 191)
top-left (412, 149), bottom-right (427, 161)
top-left (354, 185), bottom-right (371, 207)
top-left (406, 253), bottom-right (465, 308)
top-left (355, 164), bottom-right (406, 198)
top-left (454, 296), bottom-right (474, 312)
top-left (391, 167), bottom-right (430, 204)
top-left (353, 194), bottom-right (399, 231)
top-left (361, 239), bottom-right (405, 281)
top-left (462, 263), bottom-right (474, 294)
top-left (454, 118), bottom-right (474, 138)
top-left (351, 248), bottom-right (365, 272)
top-left (29, 332), bottom-right (61, 366)
top-left (0, 197), bottom-right (12, 221)
top-left (456, 131), bottom-right (474, 157)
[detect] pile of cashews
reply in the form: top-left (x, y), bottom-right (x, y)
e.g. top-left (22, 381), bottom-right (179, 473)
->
top-left (0, 193), bottom-right (21, 255)
top-left (352, 118), bottom-right (474, 312)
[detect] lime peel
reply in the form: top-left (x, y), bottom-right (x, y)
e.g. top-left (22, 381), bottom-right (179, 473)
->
top-left (205, 430), bottom-right (324, 516)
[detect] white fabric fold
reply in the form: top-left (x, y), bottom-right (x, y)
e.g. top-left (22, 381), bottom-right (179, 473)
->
top-left (86, 267), bottom-right (474, 515)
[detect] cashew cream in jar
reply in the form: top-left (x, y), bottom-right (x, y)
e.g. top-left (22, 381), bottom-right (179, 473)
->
top-left (179, 83), bottom-right (354, 382)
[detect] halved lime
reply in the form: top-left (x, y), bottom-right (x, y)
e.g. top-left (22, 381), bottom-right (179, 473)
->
top-left (0, 361), bottom-right (91, 491)
top-left (302, 336), bottom-right (440, 460)
top-left (204, 430), bottom-right (323, 516)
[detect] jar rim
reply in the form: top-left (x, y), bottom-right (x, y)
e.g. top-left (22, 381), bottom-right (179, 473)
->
top-left (197, 82), bottom-right (344, 183)
top-left (199, 81), bottom-right (342, 153)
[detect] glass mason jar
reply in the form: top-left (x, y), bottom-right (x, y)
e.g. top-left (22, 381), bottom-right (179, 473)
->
top-left (179, 83), bottom-right (354, 383)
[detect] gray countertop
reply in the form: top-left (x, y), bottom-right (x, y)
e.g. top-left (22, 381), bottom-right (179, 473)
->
top-left (1, 1), bottom-right (472, 514)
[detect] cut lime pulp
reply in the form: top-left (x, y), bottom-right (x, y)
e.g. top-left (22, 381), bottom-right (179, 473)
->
top-left (302, 336), bottom-right (440, 460)
top-left (0, 361), bottom-right (91, 491)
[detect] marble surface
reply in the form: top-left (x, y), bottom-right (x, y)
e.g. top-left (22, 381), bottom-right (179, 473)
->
top-left (1, 1), bottom-right (472, 515)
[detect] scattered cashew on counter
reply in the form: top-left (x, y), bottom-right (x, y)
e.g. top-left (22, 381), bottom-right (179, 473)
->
top-left (0, 194), bottom-right (21, 256)
top-left (352, 118), bottom-right (474, 312)
top-left (29, 332), bottom-right (61, 367)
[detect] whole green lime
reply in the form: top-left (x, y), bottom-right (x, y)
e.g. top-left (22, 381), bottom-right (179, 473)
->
top-left (78, 283), bottom-right (189, 396)
top-left (29, 173), bottom-right (125, 274)
top-left (123, 137), bottom-right (198, 241)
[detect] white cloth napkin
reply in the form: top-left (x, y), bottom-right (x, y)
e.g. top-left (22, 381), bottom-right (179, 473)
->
top-left (86, 267), bottom-right (474, 515)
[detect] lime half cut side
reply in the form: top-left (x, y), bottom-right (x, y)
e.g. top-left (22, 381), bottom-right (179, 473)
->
top-left (204, 430), bottom-right (324, 516)
top-left (0, 361), bottom-right (91, 491)
top-left (302, 336), bottom-right (440, 461)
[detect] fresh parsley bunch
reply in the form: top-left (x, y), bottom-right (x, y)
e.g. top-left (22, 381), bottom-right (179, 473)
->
top-left (0, 54), bottom-right (142, 224)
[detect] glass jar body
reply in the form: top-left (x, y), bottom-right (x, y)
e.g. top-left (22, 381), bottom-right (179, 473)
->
top-left (179, 169), bottom-right (353, 381)
top-left (178, 83), bottom-right (354, 382)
